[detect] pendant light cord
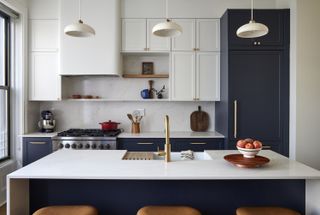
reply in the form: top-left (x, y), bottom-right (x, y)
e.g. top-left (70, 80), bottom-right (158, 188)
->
top-left (251, 0), bottom-right (254, 21)
top-left (166, 0), bottom-right (169, 21)
top-left (79, 0), bottom-right (82, 21)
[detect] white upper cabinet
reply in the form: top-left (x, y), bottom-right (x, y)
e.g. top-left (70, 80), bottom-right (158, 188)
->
top-left (171, 52), bottom-right (220, 102)
top-left (28, 0), bottom-right (61, 101)
top-left (147, 19), bottom-right (170, 51)
top-left (196, 19), bottom-right (220, 51)
top-left (171, 19), bottom-right (196, 51)
top-left (171, 52), bottom-right (195, 101)
top-left (29, 53), bottom-right (60, 101)
top-left (122, 19), bottom-right (146, 51)
top-left (171, 19), bottom-right (219, 52)
top-left (60, 0), bottom-right (120, 75)
top-left (122, 18), bottom-right (170, 52)
top-left (30, 20), bottom-right (59, 51)
top-left (196, 52), bottom-right (220, 101)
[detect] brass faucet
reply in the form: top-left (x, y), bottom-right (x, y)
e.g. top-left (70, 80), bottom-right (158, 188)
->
top-left (164, 115), bottom-right (171, 162)
top-left (155, 115), bottom-right (171, 162)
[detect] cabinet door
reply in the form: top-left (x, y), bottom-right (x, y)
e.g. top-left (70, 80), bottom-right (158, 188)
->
top-left (196, 52), bottom-right (220, 101)
top-left (23, 137), bottom-right (52, 166)
top-left (229, 50), bottom-right (288, 149)
top-left (30, 20), bottom-right (59, 51)
top-left (171, 138), bottom-right (224, 152)
top-left (228, 10), bottom-right (288, 48)
top-left (171, 52), bottom-right (195, 101)
top-left (29, 53), bottom-right (61, 101)
top-left (171, 19), bottom-right (196, 51)
top-left (196, 19), bottom-right (220, 51)
top-left (122, 19), bottom-right (146, 51)
top-left (118, 138), bottom-right (164, 151)
top-left (147, 19), bottom-right (170, 51)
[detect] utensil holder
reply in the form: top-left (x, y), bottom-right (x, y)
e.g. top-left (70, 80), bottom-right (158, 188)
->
top-left (131, 122), bottom-right (140, 134)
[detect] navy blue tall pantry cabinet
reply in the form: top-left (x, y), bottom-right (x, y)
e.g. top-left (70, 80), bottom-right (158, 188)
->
top-left (216, 9), bottom-right (290, 156)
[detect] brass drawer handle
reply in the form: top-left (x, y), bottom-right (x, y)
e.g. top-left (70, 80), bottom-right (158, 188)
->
top-left (263, 146), bottom-right (272, 149)
top-left (30, 142), bottom-right (47, 145)
top-left (190, 142), bottom-right (207, 145)
top-left (137, 142), bottom-right (154, 145)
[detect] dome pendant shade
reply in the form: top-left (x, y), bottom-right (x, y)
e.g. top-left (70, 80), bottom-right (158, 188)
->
top-left (64, 20), bottom-right (95, 37)
top-left (152, 19), bottom-right (182, 37)
top-left (236, 20), bottom-right (269, 38)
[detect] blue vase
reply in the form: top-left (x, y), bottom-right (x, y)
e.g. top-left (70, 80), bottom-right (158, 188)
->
top-left (140, 89), bottom-right (150, 99)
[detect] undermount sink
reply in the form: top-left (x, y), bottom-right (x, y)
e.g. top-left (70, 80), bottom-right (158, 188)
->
top-left (122, 151), bottom-right (212, 161)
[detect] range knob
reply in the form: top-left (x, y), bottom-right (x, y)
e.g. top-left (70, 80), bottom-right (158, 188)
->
top-left (77, 143), bottom-right (83, 149)
top-left (85, 144), bottom-right (90, 149)
top-left (98, 144), bottom-right (104, 150)
top-left (91, 143), bottom-right (97, 149)
top-left (59, 143), bottom-right (64, 149)
top-left (65, 143), bottom-right (70, 149)
top-left (105, 144), bottom-right (111, 150)
top-left (71, 143), bottom-right (77, 149)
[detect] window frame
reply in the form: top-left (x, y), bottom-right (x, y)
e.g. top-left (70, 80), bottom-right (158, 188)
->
top-left (0, 10), bottom-right (11, 162)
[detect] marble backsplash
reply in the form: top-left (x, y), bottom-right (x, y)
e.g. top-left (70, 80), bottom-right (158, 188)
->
top-left (38, 101), bottom-right (215, 132)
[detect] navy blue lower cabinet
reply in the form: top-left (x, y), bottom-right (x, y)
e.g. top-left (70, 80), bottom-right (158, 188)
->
top-left (23, 137), bottom-right (53, 166)
top-left (117, 138), bottom-right (164, 151)
top-left (171, 138), bottom-right (224, 152)
top-left (30, 179), bottom-right (305, 215)
top-left (118, 138), bottom-right (224, 152)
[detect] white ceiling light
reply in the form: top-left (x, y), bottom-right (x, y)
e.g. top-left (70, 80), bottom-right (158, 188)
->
top-left (152, 0), bottom-right (182, 37)
top-left (236, 0), bottom-right (269, 38)
top-left (64, 0), bottom-right (95, 37)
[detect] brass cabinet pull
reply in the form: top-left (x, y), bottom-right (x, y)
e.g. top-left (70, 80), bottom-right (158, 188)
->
top-left (263, 146), bottom-right (272, 149)
top-left (190, 142), bottom-right (207, 145)
top-left (30, 142), bottom-right (47, 145)
top-left (234, 100), bottom-right (238, 139)
top-left (137, 142), bottom-right (154, 145)
top-left (193, 48), bottom-right (196, 51)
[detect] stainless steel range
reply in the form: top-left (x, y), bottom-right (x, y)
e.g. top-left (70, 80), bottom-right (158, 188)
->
top-left (52, 129), bottom-right (122, 151)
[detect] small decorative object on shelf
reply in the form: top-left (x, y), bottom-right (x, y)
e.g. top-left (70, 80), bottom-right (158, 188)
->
top-left (152, 85), bottom-right (166, 99)
top-left (148, 80), bottom-right (154, 98)
top-left (142, 62), bottom-right (154, 75)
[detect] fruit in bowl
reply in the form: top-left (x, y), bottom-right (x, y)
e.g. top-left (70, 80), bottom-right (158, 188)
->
top-left (236, 139), bottom-right (263, 158)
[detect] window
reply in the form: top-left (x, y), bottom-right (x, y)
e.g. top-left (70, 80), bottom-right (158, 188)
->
top-left (0, 11), bottom-right (10, 161)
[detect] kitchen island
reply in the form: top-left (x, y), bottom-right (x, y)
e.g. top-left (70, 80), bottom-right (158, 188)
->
top-left (7, 150), bottom-right (320, 215)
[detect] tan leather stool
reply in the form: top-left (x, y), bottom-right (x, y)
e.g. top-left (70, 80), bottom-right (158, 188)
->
top-left (236, 207), bottom-right (301, 215)
top-left (33, 205), bottom-right (98, 215)
top-left (137, 206), bottom-right (201, 215)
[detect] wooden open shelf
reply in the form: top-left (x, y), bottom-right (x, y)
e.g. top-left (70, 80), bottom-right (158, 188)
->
top-left (122, 74), bottom-right (169, 78)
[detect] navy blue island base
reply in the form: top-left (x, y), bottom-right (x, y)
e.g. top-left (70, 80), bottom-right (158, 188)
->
top-left (30, 179), bottom-right (305, 215)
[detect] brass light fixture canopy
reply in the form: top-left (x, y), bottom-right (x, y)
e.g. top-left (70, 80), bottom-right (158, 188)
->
top-left (236, 0), bottom-right (269, 38)
top-left (64, 0), bottom-right (95, 37)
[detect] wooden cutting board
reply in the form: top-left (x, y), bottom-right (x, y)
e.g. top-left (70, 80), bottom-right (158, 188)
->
top-left (190, 106), bottom-right (209, 132)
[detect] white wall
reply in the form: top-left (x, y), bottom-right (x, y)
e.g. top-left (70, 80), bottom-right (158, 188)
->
top-left (122, 0), bottom-right (277, 18)
top-left (294, 0), bottom-right (320, 170)
top-left (39, 101), bottom-right (215, 132)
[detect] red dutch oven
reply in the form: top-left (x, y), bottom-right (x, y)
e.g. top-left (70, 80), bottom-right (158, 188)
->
top-left (99, 120), bottom-right (120, 131)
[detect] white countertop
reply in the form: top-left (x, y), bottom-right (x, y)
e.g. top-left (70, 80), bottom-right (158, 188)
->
top-left (20, 132), bottom-right (59, 138)
top-left (118, 131), bottom-right (224, 138)
top-left (8, 150), bottom-right (320, 180)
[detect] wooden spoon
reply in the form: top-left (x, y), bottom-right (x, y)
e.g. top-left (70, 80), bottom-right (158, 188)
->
top-left (127, 114), bottom-right (134, 123)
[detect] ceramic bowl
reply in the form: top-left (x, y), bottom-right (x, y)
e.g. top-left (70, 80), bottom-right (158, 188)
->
top-left (237, 146), bottom-right (262, 158)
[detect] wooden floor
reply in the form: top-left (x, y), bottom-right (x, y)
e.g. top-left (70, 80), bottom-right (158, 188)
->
top-left (0, 204), bottom-right (6, 215)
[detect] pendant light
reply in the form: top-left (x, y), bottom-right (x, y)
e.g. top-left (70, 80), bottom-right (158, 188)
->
top-left (236, 0), bottom-right (269, 38)
top-left (64, 0), bottom-right (95, 37)
top-left (152, 0), bottom-right (182, 37)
